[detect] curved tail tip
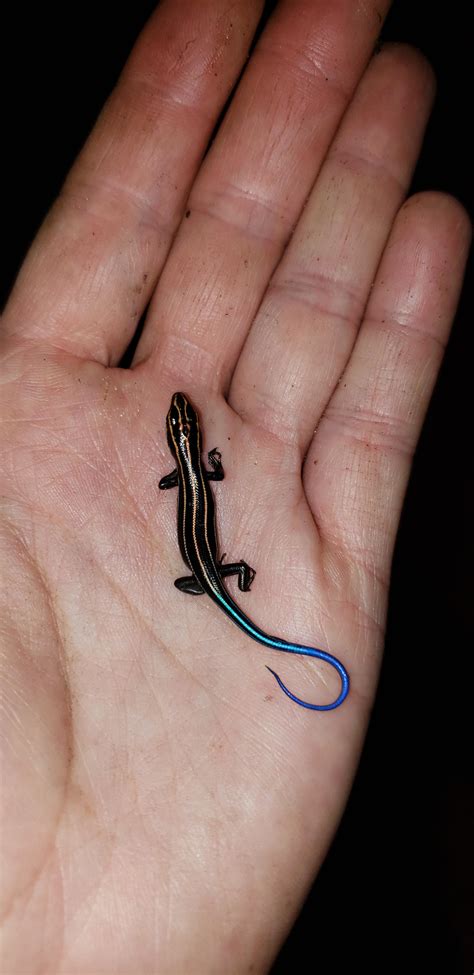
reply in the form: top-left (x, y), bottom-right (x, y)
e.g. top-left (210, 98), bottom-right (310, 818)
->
top-left (265, 665), bottom-right (349, 712)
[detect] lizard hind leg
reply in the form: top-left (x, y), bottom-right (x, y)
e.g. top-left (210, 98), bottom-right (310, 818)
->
top-left (174, 575), bottom-right (205, 595)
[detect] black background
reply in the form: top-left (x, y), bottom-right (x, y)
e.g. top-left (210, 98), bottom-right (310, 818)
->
top-left (3, 2), bottom-right (472, 972)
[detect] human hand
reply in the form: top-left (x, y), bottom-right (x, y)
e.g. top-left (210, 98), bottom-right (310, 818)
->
top-left (1, 2), bottom-right (470, 972)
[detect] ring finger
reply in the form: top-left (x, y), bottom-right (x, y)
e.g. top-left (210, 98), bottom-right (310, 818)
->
top-left (229, 44), bottom-right (435, 446)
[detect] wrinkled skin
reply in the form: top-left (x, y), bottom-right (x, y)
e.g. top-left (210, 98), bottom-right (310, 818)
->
top-left (0, 1), bottom-right (470, 973)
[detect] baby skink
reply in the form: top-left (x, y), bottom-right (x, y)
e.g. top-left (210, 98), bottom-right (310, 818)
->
top-left (159, 392), bottom-right (350, 711)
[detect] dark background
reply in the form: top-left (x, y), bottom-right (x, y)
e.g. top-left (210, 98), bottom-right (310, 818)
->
top-left (3, 2), bottom-right (472, 972)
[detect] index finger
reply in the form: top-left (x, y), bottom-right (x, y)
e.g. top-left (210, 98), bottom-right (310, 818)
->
top-left (3, 0), bottom-right (264, 362)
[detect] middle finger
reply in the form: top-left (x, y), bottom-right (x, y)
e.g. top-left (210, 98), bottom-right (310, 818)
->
top-left (137, 0), bottom-right (390, 385)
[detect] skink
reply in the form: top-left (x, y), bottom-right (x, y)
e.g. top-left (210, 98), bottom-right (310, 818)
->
top-left (159, 392), bottom-right (350, 711)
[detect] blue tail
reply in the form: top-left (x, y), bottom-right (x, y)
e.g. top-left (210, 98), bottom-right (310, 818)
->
top-left (265, 646), bottom-right (349, 711)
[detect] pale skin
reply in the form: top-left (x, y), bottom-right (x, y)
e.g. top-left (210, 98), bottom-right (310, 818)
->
top-left (0, 0), bottom-right (470, 972)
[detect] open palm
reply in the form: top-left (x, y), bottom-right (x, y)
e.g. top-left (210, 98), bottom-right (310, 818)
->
top-left (1, 2), bottom-right (469, 973)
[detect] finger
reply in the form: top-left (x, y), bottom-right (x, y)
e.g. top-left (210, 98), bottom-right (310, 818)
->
top-left (307, 192), bottom-right (470, 582)
top-left (229, 44), bottom-right (435, 444)
top-left (136, 0), bottom-right (390, 386)
top-left (3, 0), bottom-right (263, 363)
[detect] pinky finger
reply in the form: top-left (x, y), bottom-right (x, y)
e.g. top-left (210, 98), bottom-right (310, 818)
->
top-left (306, 192), bottom-right (471, 582)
